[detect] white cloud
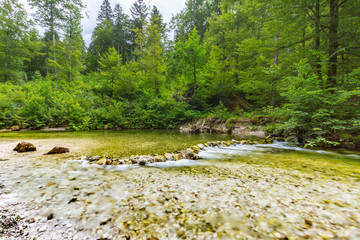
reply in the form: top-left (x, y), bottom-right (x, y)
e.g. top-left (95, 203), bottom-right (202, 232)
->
top-left (19, 0), bottom-right (186, 45)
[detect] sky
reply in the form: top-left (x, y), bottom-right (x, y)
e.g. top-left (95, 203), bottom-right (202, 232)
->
top-left (19, 0), bottom-right (186, 45)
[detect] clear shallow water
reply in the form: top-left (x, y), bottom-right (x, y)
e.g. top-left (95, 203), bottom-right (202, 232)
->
top-left (1, 132), bottom-right (360, 239)
top-left (0, 130), bottom-right (234, 158)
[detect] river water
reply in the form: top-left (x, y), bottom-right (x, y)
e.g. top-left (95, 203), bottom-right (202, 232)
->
top-left (0, 130), bottom-right (359, 239)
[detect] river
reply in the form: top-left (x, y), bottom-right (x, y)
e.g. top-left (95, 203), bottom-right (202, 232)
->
top-left (0, 130), bottom-right (359, 239)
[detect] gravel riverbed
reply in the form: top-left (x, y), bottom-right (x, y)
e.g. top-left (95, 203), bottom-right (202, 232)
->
top-left (1, 143), bottom-right (360, 239)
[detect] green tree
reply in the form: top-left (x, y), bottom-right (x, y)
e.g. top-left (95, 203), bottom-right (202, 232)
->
top-left (174, 27), bottom-right (206, 102)
top-left (113, 3), bottom-right (131, 62)
top-left (130, 0), bottom-right (149, 58)
top-left (86, 18), bottom-right (113, 72)
top-left (98, 47), bottom-right (122, 97)
top-left (97, 0), bottom-right (113, 23)
top-left (58, 0), bottom-right (84, 81)
top-left (0, 0), bottom-right (28, 82)
top-left (28, 0), bottom-right (65, 82)
top-left (172, 0), bottom-right (217, 42)
top-left (139, 13), bottom-right (166, 95)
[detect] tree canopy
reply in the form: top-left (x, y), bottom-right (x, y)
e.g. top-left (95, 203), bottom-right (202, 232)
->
top-left (0, 0), bottom-right (359, 147)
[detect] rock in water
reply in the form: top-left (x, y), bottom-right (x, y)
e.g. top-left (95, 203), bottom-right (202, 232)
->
top-left (137, 156), bottom-right (149, 166)
top-left (180, 150), bottom-right (198, 160)
top-left (13, 142), bottom-right (36, 152)
top-left (154, 155), bottom-right (166, 162)
top-left (46, 147), bottom-right (70, 155)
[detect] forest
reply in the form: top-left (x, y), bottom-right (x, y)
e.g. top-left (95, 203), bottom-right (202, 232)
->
top-left (0, 0), bottom-right (359, 148)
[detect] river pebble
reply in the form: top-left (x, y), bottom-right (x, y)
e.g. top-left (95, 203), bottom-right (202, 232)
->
top-left (0, 143), bottom-right (360, 239)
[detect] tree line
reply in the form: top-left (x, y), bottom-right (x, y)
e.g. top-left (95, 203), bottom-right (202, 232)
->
top-left (0, 0), bottom-right (359, 147)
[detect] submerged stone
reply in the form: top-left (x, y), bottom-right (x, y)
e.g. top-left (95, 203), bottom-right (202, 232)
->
top-left (85, 156), bottom-right (101, 162)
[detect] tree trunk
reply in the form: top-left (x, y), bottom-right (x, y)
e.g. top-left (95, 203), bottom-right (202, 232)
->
top-left (69, 50), bottom-right (72, 82)
top-left (271, 34), bottom-right (279, 107)
top-left (69, 10), bottom-right (73, 82)
top-left (327, 0), bottom-right (339, 89)
top-left (315, 0), bottom-right (322, 81)
top-left (51, 4), bottom-right (58, 85)
top-left (274, 34), bottom-right (279, 66)
top-left (4, 29), bottom-right (9, 82)
top-left (193, 51), bottom-right (197, 96)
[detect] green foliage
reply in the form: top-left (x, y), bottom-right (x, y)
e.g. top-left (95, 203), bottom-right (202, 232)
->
top-left (207, 103), bottom-right (234, 120)
top-left (267, 59), bottom-right (360, 147)
top-left (0, 0), bottom-right (359, 151)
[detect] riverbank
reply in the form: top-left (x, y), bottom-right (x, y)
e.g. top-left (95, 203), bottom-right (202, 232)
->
top-left (0, 137), bottom-right (359, 239)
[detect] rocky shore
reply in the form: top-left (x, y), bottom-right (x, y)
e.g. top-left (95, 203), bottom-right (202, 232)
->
top-left (179, 117), bottom-right (268, 138)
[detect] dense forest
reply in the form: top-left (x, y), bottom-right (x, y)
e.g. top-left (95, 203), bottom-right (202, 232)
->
top-left (0, 0), bottom-right (359, 147)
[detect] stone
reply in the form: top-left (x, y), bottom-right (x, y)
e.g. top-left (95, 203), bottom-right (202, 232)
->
top-left (11, 125), bottom-right (21, 131)
top-left (137, 156), bottom-right (148, 166)
top-left (164, 153), bottom-right (174, 160)
top-left (85, 156), bottom-right (101, 162)
top-left (197, 144), bottom-right (205, 149)
top-left (180, 150), bottom-right (198, 160)
top-left (130, 156), bottom-right (139, 164)
top-left (46, 147), bottom-right (70, 155)
top-left (191, 146), bottom-right (200, 154)
top-left (145, 155), bottom-right (155, 163)
top-left (173, 154), bottom-right (182, 161)
top-left (155, 155), bottom-right (166, 162)
top-left (47, 213), bottom-right (54, 220)
top-left (97, 158), bottom-right (112, 165)
top-left (13, 142), bottom-right (36, 152)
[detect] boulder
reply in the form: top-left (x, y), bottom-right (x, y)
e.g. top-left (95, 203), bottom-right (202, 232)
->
top-left (11, 125), bottom-right (21, 131)
top-left (13, 142), bottom-right (36, 152)
top-left (46, 147), bottom-right (70, 155)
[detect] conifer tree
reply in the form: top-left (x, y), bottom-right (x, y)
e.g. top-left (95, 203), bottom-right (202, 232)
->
top-left (97, 0), bottom-right (113, 23)
top-left (113, 3), bottom-right (131, 62)
top-left (28, 0), bottom-right (64, 83)
top-left (0, 0), bottom-right (28, 82)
